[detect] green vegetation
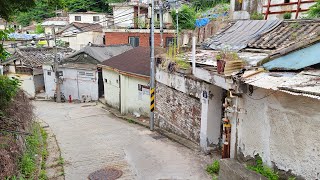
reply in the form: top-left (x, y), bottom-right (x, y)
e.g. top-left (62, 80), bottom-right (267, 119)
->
top-left (58, 157), bottom-right (65, 166)
top-left (0, 0), bottom-right (35, 21)
top-left (206, 160), bottom-right (220, 174)
top-left (307, 0), bottom-right (320, 18)
top-left (15, 123), bottom-right (48, 179)
top-left (15, 0), bottom-right (126, 27)
top-left (0, 76), bottom-right (20, 114)
top-left (283, 12), bottom-right (292, 19)
top-left (0, 28), bottom-right (13, 61)
top-left (247, 155), bottom-right (279, 180)
top-left (35, 24), bottom-right (45, 34)
top-left (191, 0), bottom-right (229, 12)
top-left (171, 5), bottom-right (197, 31)
top-left (251, 12), bottom-right (264, 20)
top-left (166, 42), bottom-right (191, 70)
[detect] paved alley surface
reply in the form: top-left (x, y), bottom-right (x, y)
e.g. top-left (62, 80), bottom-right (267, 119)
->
top-left (34, 101), bottom-right (211, 180)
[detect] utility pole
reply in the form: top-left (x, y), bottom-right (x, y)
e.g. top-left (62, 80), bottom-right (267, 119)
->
top-left (159, 0), bottom-right (164, 48)
top-left (52, 27), bottom-right (61, 103)
top-left (150, 0), bottom-right (155, 131)
top-left (176, 1), bottom-right (179, 50)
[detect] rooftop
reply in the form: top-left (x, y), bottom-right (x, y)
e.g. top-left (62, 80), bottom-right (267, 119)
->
top-left (64, 43), bottom-right (133, 64)
top-left (101, 47), bottom-right (163, 77)
top-left (3, 47), bottom-right (73, 67)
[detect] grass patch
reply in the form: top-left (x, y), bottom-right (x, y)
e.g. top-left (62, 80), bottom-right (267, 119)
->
top-left (206, 160), bottom-right (220, 179)
top-left (58, 157), bottom-right (64, 166)
top-left (127, 119), bottom-right (136, 124)
top-left (247, 155), bottom-right (279, 180)
top-left (6, 123), bottom-right (49, 180)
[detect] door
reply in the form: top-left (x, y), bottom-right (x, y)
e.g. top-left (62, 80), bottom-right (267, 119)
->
top-left (97, 67), bottom-right (104, 98)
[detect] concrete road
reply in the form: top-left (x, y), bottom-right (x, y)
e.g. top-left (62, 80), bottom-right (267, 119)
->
top-left (34, 101), bottom-right (211, 180)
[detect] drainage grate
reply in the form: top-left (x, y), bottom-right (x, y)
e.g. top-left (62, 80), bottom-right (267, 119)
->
top-left (88, 168), bottom-right (123, 180)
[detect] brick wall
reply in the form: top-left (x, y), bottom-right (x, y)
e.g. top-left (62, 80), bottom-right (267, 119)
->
top-left (155, 82), bottom-right (201, 144)
top-left (105, 32), bottom-right (175, 47)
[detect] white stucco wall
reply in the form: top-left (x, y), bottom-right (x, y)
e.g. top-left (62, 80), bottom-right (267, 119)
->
top-left (113, 7), bottom-right (135, 28)
top-left (200, 84), bottom-right (223, 152)
top-left (69, 13), bottom-right (107, 27)
top-left (43, 65), bottom-right (56, 98)
top-left (103, 69), bottom-right (121, 109)
top-left (43, 65), bottom-right (98, 100)
top-left (59, 31), bottom-right (103, 50)
top-left (103, 68), bottom-right (150, 116)
top-left (120, 74), bottom-right (149, 117)
top-left (231, 87), bottom-right (320, 179)
top-left (7, 74), bottom-right (35, 98)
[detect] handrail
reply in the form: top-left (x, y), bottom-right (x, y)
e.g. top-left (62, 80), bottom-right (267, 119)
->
top-left (262, 0), bottom-right (315, 7)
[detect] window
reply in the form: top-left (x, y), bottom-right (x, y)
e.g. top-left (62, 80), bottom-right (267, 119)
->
top-left (284, 0), bottom-right (290, 3)
top-left (129, 36), bottom-right (140, 47)
top-left (156, 13), bottom-right (160, 21)
top-left (75, 16), bottom-right (81, 21)
top-left (93, 16), bottom-right (100, 22)
top-left (165, 37), bottom-right (175, 47)
top-left (47, 71), bottom-right (51, 76)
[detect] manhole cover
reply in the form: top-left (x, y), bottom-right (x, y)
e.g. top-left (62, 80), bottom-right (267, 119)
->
top-left (88, 168), bottom-right (123, 180)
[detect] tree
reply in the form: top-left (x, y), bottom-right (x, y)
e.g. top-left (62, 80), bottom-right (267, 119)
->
top-left (171, 5), bottom-right (197, 31)
top-left (0, 0), bottom-right (35, 21)
top-left (307, 0), bottom-right (320, 18)
top-left (191, 0), bottom-right (229, 11)
top-left (0, 29), bottom-right (13, 61)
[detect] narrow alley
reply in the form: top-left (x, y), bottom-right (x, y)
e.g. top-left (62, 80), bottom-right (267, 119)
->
top-left (34, 101), bottom-right (211, 180)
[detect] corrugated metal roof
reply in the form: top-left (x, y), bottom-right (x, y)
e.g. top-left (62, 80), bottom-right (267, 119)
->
top-left (202, 20), bottom-right (282, 51)
top-left (242, 70), bottom-right (320, 99)
top-left (263, 42), bottom-right (320, 70)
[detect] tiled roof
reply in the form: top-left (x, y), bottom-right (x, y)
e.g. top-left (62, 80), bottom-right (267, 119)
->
top-left (247, 20), bottom-right (320, 50)
top-left (4, 47), bottom-right (73, 67)
top-left (73, 22), bottom-right (103, 32)
top-left (64, 44), bottom-right (133, 63)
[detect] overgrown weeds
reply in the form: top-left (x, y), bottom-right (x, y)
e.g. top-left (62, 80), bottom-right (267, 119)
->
top-left (206, 160), bottom-right (220, 179)
top-left (247, 154), bottom-right (279, 180)
top-left (19, 123), bottom-right (48, 179)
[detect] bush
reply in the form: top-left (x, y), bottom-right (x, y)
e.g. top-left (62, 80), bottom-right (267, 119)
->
top-left (251, 12), bottom-right (264, 20)
top-left (283, 12), bottom-right (292, 19)
top-left (171, 5), bottom-right (196, 31)
top-left (307, 0), bottom-right (320, 18)
top-left (0, 76), bottom-right (20, 112)
top-left (206, 160), bottom-right (220, 175)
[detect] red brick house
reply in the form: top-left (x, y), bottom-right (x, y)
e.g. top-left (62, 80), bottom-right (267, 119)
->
top-left (105, 29), bottom-right (176, 47)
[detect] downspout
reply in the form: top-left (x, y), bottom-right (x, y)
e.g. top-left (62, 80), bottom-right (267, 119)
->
top-left (192, 36), bottom-right (196, 75)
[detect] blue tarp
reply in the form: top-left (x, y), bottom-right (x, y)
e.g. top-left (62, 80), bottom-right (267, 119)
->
top-left (195, 12), bottom-right (229, 27)
top-left (195, 18), bottom-right (210, 27)
top-left (9, 33), bottom-right (44, 40)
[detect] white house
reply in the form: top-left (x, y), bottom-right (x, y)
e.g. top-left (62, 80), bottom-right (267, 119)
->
top-left (1, 47), bottom-right (72, 98)
top-left (68, 11), bottom-right (112, 28)
top-left (41, 17), bottom-right (69, 35)
top-left (100, 47), bottom-right (157, 117)
top-left (43, 43), bottom-right (133, 101)
top-left (110, 2), bottom-right (173, 29)
top-left (56, 22), bottom-right (104, 50)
